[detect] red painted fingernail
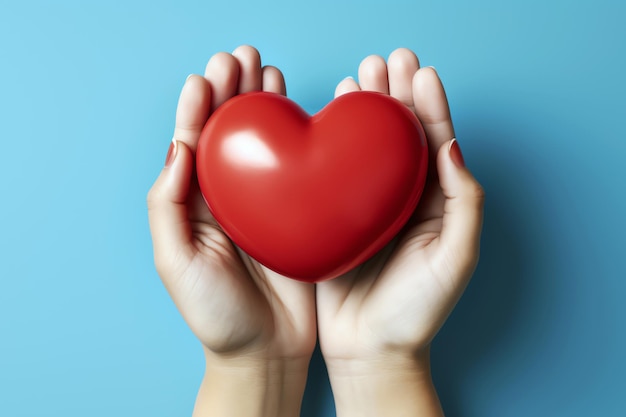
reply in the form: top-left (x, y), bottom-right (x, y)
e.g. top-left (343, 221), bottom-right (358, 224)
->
top-left (449, 138), bottom-right (465, 168)
top-left (165, 140), bottom-right (177, 167)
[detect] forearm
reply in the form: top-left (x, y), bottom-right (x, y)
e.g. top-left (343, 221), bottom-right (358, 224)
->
top-left (193, 351), bottom-right (311, 417)
top-left (325, 348), bottom-right (444, 417)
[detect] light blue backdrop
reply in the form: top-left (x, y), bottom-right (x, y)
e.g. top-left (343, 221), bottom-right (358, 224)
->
top-left (1, 0), bottom-right (624, 416)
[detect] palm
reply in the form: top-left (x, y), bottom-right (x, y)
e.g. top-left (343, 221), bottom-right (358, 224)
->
top-left (183, 131), bottom-right (317, 356)
top-left (182, 182), bottom-right (314, 354)
top-left (317, 184), bottom-right (452, 355)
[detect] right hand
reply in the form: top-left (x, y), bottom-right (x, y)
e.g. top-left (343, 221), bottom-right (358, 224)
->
top-left (146, 46), bottom-right (317, 362)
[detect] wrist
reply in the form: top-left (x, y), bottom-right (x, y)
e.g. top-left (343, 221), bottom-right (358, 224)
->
top-left (193, 350), bottom-right (311, 417)
top-left (324, 348), bottom-right (444, 417)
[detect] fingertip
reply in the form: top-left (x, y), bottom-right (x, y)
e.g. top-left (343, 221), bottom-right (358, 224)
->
top-left (232, 44), bottom-right (261, 59)
top-left (358, 54), bottom-right (389, 93)
top-left (437, 139), bottom-right (461, 184)
top-left (180, 73), bottom-right (212, 105)
top-left (147, 138), bottom-right (195, 273)
top-left (387, 48), bottom-right (420, 107)
top-left (169, 142), bottom-right (194, 194)
top-left (262, 65), bottom-right (287, 95)
top-left (448, 138), bottom-right (465, 168)
top-left (174, 74), bottom-right (212, 152)
top-left (412, 67), bottom-right (449, 125)
top-left (156, 139), bottom-right (194, 205)
top-left (412, 66), bottom-right (440, 93)
top-left (164, 138), bottom-right (177, 168)
top-left (437, 138), bottom-right (485, 211)
top-left (232, 45), bottom-right (263, 93)
top-left (334, 76), bottom-right (360, 98)
top-left (204, 52), bottom-right (240, 110)
top-left (413, 67), bottom-right (455, 155)
top-left (435, 139), bottom-right (484, 275)
top-left (387, 47), bottom-right (420, 71)
top-left (185, 73), bottom-right (205, 86)
top-left (204, 51), bottom-right (237, 76)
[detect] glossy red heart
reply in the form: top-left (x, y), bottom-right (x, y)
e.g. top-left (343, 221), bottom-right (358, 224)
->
top-left (197, 91), bottom-right (428, 282)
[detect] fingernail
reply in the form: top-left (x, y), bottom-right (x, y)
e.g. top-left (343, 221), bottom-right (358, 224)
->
top-left (427, 66), bottom-right (437, 71)
top-left (342, 76), bottom-right (354, 81)
top-left (165, 139), bottom-right (178, 167)
top-left (449, 138), bottom-right (465, 168)
top-left (185, 74), bottom-right (194, 83)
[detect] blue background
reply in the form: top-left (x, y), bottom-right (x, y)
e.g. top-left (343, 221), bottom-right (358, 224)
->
top-left (1, 0), bottom-right (624, 415)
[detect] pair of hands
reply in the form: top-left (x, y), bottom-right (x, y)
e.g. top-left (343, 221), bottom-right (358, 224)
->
top-left (147, 45), bottom-right (484, 417)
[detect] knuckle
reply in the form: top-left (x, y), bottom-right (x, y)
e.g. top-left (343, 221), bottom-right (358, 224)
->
top-left (444, 244), bottom-right (480, 282)
top-left (153, 254), bottom-right (171, 278)
top-left (472, 183), bottom-right (486, 201)
top-left (146, 186), bottom-right (159, 209)
top-left (461, 178), bottom-right (485, 204)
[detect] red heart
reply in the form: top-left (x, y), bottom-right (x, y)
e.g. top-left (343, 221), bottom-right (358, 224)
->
top-left (196, 91), bottom-right (428, 282)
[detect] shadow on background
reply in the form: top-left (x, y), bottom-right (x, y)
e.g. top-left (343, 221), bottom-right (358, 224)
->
top-left (301, 344), bottom-right (334, 417)
top-left (431, 172), bottom-right (524, 416)
top-left (430, 118), bottom-right (552, 415)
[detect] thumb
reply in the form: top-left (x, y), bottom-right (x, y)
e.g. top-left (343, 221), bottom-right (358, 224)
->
top-left (437, 139), bottom-right (485, 275)
top-left (147, 139), bottom-right (194, 277)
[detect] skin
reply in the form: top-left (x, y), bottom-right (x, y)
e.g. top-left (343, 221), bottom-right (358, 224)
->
top-left (147, 45), bottom-right (484, 417)
top-left (318, 50), bottom-right (484, 417)
top-left (147, 46), bottom-right (316, 417)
